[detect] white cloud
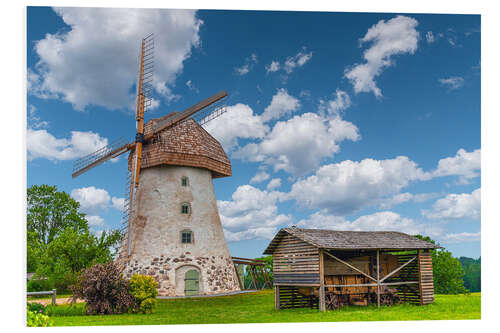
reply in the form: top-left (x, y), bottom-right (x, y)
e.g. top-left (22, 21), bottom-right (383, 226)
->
top-left (378, 192), bottom-right (414, 209)
top-left (297, 211), bottom-right (443, 238)
top-left (71, 186), bottom-right (111, 215)
top-left (250, 171), bottom-right (270, 184)
top-left (445, 28), bottom-right (458, 47)
top-left (86, 215), bottom-right (105, 227)
top-left (218, 185), bottom-right (290, 242)
top-left (439, 232), bottom-right (481, 244)
top-left (345, 15), bottom-right (419, 97)
top-left (111, 197), bottom-right (125, 211)
top-left (423, 188), bottom-right (481, 220)
top-left (432, 148), bottom-right (480, 181)
top-left (185, 80), bottom-right (199, 92)
top-left (265, 60), bottom-right (280, 73)
top-left (235, 112), bottom-right (360, 176)
top-left (235, 65), bottom-right (250, 76)
top-left (234, 53), bottom-right (258, 75)
top-left (27, 104), bottom-right (49, 129)
top-left (223, 227), bottom-right (278, 242)
top-left (29, 7), bottom-right (202, 110)
top-left (261, 88), bottom-right (301, 122)
top-left (27, 129), bottom-right (108, 161)
top-left (284, 48), bottom-right (313, 74)
top-left (438, 76), bottom-right (465, 90)
top-left (266, 178), bottom-right (282, 191)
top-left (378, 192), bottom-right (439, 209)
top-left (202, 103), bottom-right (268, 152)
top-left (426, 31), bottom-right (435, 43)
top-left (266, 48), bottom-right (312, 77)
top-left (319, 89), bottom-right (351, 116)
top-left (289, 156), bottom-right (430, 215)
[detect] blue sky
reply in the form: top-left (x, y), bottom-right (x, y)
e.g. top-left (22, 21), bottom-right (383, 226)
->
top-left (26, 7), bottom-right (481, 259)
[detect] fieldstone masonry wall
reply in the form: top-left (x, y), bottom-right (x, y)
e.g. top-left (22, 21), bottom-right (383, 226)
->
top-left (120, 253), bottom-right (238, 296)
top-left (116, 165), bottom-right (240, 296)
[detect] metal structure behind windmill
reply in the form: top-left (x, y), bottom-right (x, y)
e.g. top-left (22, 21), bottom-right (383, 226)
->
top-left (72, 35), bottom-right (240, 296)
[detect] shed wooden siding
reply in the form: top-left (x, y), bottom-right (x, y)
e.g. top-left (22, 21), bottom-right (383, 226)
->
top-left (273, 234), bottom-right (320, 285)
top-left (418, 250), bottom-right (435, 305)
top-left (388, 252), bottom-right (422, 304)
top-left (275, 286), bottom-right (318, 309)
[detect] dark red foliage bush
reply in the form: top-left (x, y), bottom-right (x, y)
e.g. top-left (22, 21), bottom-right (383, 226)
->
top-left (70, 262), bottom-right (136, 315)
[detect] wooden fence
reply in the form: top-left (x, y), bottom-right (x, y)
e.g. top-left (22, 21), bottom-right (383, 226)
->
top-left (27, 289), bottom-right (57, 305)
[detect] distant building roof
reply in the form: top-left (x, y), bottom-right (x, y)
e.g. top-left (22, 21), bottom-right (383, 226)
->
top-left (263, 227), bottom-right (440, 254)
top-left (129, 113), bottom-right (231, 178)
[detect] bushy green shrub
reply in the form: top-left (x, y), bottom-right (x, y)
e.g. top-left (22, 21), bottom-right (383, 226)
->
top-left (27, 307), bottom-right (52, 327)
top-left (27, 302), bottom-right (46, 314)
top-left (70, 262), bottom-right (136, 315)
top-left (27, 277), bottom-right (53, 292)
top-left (129, 274), bottom-right (158, 314)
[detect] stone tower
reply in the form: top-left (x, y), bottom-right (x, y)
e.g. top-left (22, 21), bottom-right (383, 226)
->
top-left (116, 112), bottom-right (240, 296)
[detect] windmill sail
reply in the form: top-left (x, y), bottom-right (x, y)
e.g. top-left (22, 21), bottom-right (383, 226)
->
top-left (72, 138), bottom-right (130, 178)
top-left (126, 33), bottom-right (155, 256)
top-left (140, 33), bottom-right (154, 113)
top-left (145, 90), bottom-right (228, 140)
top-left (193, 100), bottom-right (227, 126)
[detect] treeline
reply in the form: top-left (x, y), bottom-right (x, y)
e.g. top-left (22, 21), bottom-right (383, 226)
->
top-left (459, 256), bottom-right (481, 292)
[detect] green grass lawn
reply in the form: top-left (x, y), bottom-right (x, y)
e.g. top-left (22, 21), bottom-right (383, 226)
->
top-left (28, 293), bottom-right (72, 300)
top-left (48, 290), bottom-right (480, 326)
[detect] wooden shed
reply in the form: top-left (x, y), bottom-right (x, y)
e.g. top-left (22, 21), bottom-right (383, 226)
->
top-left (263, 227), bottom-right (440, 311)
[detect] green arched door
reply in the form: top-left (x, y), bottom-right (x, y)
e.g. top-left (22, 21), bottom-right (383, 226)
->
top-left (184, 269), bottom-right (199, 296)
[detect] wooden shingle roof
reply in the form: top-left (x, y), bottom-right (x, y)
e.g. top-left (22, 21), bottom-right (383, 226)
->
top-left (263, 227), bottom-right (440, 254)
top-left (129, 113), bottom-right (231, 178)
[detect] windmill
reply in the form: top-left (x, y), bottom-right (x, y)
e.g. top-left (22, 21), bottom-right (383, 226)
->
top-left (72, 35), bottom-right (240, 296)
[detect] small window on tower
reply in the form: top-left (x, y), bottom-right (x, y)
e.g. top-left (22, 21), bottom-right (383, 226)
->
top-left (181, 230), bottom-right (193, 244)
top-left (181, 176), bottom-right (189, 187)
top-left (181, 203), bottom-right (190, 214)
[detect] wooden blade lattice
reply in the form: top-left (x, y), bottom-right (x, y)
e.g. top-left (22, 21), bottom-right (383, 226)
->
top-left (192, 99), bottom-right (228, 127)
top-left (72, 138), bottom-right (130, 178)
top-left (145, 90), bottom-right (227, 140)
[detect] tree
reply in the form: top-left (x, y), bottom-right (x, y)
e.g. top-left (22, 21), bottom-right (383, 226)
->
top-left (36, 227), bottom-right (122, 292)
top-left (432, 249), bottom-right (467, 294)
top-left (459, 256), bottom-right (481, 292)
top-left (414, 234), bottom-right (467, 294)
top-left (27, 184), bottom-right (122, 291)
top-left (27, 185), bottom-right (88, 246)
top-left (27, 230), bottom-right (43, 273)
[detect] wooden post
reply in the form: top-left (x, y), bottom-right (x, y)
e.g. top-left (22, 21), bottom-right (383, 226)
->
top-left (319, 249), bottom-right (326, 312)
top-left (262, 265), bottom-right (272, 289)
top-left (248, 266), bottom-right (257, 290)
top-left (233, 263), bottom-right (244, 290)
top-left (52, 289), bottom-right (56, 306)
top-left (418, 249), bottom-right (423, 305)
top-left (376, 250), bottom-right (380, 308)
top-left (274, 286), bottom-right (280, 310)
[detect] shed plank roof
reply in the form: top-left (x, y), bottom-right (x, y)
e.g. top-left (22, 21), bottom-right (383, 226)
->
top-left (263, 227), bottom-right (439, 254)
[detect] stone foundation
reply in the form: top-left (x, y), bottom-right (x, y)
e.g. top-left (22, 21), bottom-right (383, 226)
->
top-left (120, 253), bottom-right (238, 296)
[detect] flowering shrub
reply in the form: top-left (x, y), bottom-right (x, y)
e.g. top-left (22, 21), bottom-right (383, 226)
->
top-left (27, 307), bottom-right (52, 327)
top-left (27, 302), bottom-right (46, 314)
top-left (70, 262), bottom-right (136, 315)
top-left (129, 274), bottom-right (158, 314)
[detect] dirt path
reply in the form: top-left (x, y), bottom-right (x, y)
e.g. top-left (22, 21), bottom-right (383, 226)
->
top-left (28, 297), bottom-right (84, 306)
